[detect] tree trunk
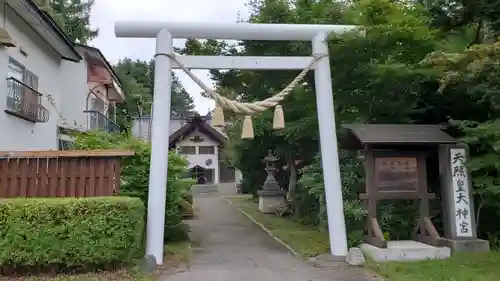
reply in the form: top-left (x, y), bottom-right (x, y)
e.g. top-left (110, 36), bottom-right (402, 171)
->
top-left (475, 194), bottom-right (483, 230)
top-left (467, 20), bottom-right (484, 48)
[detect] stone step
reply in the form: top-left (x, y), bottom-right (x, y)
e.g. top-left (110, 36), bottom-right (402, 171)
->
top-left (192, 184), bottom-right (219, 194)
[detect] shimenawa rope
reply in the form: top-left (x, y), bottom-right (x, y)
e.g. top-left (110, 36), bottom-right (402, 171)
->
top-left (155, 52), bottom-right (326, 139)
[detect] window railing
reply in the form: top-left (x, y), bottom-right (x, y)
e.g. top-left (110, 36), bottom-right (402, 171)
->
top-left (84, 110), bottom-right (120, 133)
top-left (4, 78), bottom-right (49, 123)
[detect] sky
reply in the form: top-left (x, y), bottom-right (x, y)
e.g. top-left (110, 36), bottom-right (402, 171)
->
top-left (89, 0), bottom-right (250, 115)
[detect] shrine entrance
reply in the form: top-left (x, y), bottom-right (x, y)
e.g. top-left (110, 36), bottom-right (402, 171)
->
top-left (189, 165), bottom-right (214, 184)
top-left (115, 20), bottom-right (359, 264)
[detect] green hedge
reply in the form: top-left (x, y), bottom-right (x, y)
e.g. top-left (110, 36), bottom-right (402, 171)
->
top-left (71, 131), bottom-right (194, 243)
top-left (0, 197), bottom-right (144, 268)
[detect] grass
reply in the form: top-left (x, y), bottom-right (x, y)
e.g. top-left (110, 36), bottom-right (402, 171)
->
top-left (367, 251), bottom-right (500, 281)
top-left (163, 241), bottom-right (192, 266)
top-left (230, 195), bottom-right (500, 281)
top-left (0, 269), bottom-right (153, 281)
top-left (229, 195), bottom-right (330, 257)
top-left (0, 241), bottom-right (193, 281)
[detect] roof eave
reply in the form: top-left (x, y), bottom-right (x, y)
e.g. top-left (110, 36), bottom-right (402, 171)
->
top-left (75, 44), bottom-right (125, 87)
top-left (341, 123), bottom-right (459, 149)
top-left (169, 119), bottom-right (228, 146)
top-left (10, 0), bottom-right (82, 62)
top-left (76, 44), bottom-right (126, 99)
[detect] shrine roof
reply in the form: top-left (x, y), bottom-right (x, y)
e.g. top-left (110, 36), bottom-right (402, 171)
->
top-left (341, 124), bottom-right (458, 149)
top-left (169, 115), bottom-right (227, 146)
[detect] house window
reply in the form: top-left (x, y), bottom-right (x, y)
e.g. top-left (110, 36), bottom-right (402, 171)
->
top-left (178, 146), bottom-right (196, 154)
top-left (199, 146), bottom-right (215, 154)
top-left (87, 94), bottom-right (108, 131)
top-left (8, 58), bottom-right (39, 89)
top-left (5, 58), bottom-right (45, 122)
top-left (90, 95), bottom-right (106, 114)
top-left (8, 58), bottom-right (24, 80)
top-left (24, 69), bottom-right (39, 90)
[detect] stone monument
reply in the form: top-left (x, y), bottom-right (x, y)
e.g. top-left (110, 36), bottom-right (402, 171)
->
top-left (438, 144), bottom-right (490, 252)
top-left (258, 150), bottom-right (286, 214)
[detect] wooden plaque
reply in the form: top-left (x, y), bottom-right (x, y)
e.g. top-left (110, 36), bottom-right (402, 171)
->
top-left (375, 157), bottom-right (418, 191)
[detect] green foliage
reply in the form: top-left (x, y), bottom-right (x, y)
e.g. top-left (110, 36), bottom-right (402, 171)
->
top-left (113, 59), bottom-right (197, 130)
top-left (164, 179), bottom-right (196, 240)
top-left (450, 120), bottom-right (500, 238)
top-left (422, 40), bottom-right (500, 110)
top-left (369, 251), bottom-right (500, 281)
top-left (298, 153), bottom-right (366, 247)
top-left (35, 0), bottom-right (98, 44)
top-left (421, 37), bottom-right (500, 240)
top-left (427, 0), bottom-right (500, 45)
top-left (71, 131), bottom-right (193, 243)
top-left (0, 197), bottom-right (144, 267)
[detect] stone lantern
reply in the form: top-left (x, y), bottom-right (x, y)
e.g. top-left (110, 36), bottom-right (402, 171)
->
top-left (258, 150), bottom-right (286, 214)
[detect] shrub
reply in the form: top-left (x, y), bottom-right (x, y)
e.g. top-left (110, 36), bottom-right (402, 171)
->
top-left (0, 197), bottom-right (144, 270)
top-left (297, 152), bottom-right (367, 247)
top-left (169, 178), bottom-right (196, 228)
top-left (71, 131), bottom-right (193, 243)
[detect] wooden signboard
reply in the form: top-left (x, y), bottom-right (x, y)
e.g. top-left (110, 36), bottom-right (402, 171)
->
top-left (375, 157), bottom-right (418, 191)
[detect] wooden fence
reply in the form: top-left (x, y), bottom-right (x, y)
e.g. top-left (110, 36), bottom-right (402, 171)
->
top-left (0, 150), bottom-right (134, 198)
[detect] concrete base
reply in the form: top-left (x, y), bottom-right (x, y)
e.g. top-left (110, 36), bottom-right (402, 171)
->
top-left (439, 238), bottom-right (490, 253)
top-left (310, 252), bottom-right (347, 262)
top-left (137, 255), bottom-right (157, 273)
top-left (345, 247), bottom-right (365, 266)
top-left (307, 253), bottom-right (347, 269)
top-left (360, 240), bottom-right (451, 262)
top-left (258, 192), bottom-right (285, 214)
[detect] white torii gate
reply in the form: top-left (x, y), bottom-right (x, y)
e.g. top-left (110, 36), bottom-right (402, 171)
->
top-left (115, 21), bottom-right (357, 265)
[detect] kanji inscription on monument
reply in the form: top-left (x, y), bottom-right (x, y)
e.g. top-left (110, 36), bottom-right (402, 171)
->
top-left (375, 157), bottom-right (418, 191)
top-left (450, 148), bottom-right (473, 237)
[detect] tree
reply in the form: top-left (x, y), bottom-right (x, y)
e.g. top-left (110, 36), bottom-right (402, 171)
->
top-left (35, 0), bottom-right (98, 44)
top-left (420, 40), bottom-right (500, 233)
top-left (147, 60), bottom-right (197, 116)
top-left (181, 0), bottom-right (433, 188)
top-left (113, 59), bottom-right (197, 130)
top-left (425, 0), bottom-right (500, 46)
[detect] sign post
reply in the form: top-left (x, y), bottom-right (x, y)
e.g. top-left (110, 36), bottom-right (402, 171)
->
top-left (439, 144), bottom-right (490, 251)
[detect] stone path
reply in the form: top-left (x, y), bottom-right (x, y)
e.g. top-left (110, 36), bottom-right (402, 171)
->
top-left (161, 183), bottom-right (380, 281)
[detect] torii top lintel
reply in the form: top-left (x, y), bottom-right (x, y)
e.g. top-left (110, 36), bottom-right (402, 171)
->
top-left (114, 21), bottom-right (358, 41)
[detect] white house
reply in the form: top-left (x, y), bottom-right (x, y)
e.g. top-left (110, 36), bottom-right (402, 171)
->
top-left (57, 44), bottom-right (125, 149)
top-left (0, 0), bottom-right (124, 151)
top-left (132, 115), bottom-right (240, 184)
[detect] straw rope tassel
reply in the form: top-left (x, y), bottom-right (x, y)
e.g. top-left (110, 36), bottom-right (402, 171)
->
top-left (273, 105), bottom-right (285, 130)
top-left (211, 103), bottom-right (225, 127)
top-left (241, 116), bottom-right (254, 139)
